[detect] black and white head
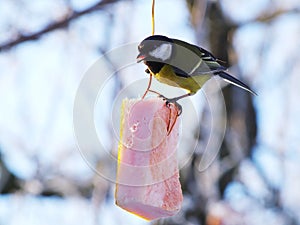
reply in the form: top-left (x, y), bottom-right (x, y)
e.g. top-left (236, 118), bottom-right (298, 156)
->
top-left (137, 35), bottom-right (174, 63)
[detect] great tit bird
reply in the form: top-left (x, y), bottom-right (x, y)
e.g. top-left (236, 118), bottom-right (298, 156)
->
top-left (136, 35), bottom-right (256, 103)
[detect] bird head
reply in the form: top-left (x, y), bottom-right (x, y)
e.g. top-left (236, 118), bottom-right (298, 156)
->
top-left (137, 35), bottom-right (173, 63)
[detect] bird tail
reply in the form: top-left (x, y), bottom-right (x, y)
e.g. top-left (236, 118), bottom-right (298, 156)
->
top-left (218, 71), bottom-right (257, 95)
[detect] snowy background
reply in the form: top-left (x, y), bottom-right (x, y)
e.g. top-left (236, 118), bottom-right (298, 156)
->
top-left (1, 0), bottom-right (300, 224)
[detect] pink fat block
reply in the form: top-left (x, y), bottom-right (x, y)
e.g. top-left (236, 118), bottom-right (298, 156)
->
top-left (115, 97), bottom-right (183, 220)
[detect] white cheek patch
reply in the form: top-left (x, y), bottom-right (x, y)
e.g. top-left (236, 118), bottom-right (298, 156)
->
top-left (149, 43), bottom-right (172, 61)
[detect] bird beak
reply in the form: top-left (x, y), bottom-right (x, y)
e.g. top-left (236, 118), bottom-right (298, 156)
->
top-left (136, 53), bottom-right (146, 63)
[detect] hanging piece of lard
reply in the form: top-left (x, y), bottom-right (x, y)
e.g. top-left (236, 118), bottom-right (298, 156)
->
top-left (115, 98), bottom-right (183, 220)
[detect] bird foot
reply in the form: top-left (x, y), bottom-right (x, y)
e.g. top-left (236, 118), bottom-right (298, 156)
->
top-left (148, 91), bottom-right (182, 117)
top-left (165, 99), bottom-right (182, 117)
top-left (158, 94), bottom-right (182, 116)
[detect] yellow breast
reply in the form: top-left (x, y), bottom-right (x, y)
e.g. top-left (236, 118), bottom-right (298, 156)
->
top-left (153, 65), bottom-right (211, 94)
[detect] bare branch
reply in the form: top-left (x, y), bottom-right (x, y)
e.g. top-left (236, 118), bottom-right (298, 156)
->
top-left (0, 0), bottom-right (119, 52)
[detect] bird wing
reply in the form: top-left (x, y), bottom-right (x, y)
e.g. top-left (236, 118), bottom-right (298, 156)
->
top-left (170, 38), bottom-right (256, 95)
top-left (171, 39), bottom-right (226, 77)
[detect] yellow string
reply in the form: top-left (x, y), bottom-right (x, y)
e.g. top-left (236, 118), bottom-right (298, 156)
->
top-left (151, 0), bottom-right (155, 35)
top-left (142, 0), bottom-right (155, 99)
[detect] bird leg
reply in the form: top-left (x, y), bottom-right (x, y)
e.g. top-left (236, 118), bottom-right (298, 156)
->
top-left (142, 74), bottom-right (153, 99)
top-left (164, 93), bottom-right (191, 104)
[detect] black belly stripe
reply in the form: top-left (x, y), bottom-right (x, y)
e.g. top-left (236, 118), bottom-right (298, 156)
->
top-left (145, 61), bottom-right (164, 74)
top-left (146, 61), bottom-right (191, 79)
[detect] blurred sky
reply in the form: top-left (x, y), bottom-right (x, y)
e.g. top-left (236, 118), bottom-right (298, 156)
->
top-left (1, 0), bottom-right (300, 224)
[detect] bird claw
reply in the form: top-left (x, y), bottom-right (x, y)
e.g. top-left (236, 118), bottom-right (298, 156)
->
top-left (165, 100), bottom-right (182, 117)
top-left (148, 90), bottom-right (182, 116)
top-left (155, 94), bottom-right (182, 117)
top-left (164, 100), bottom-right (181, 136)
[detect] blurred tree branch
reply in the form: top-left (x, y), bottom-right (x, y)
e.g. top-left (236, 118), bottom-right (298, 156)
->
top-left (0, 0), bottom-right (119, 52)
